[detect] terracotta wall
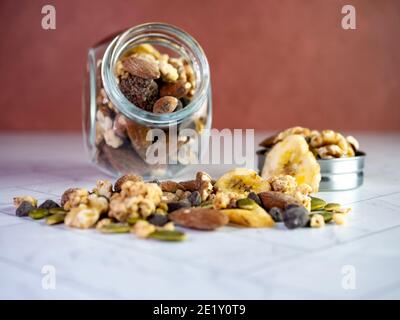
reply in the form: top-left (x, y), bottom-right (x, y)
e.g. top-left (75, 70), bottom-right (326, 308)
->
top-left (0, 0), bottom-right (399, 132)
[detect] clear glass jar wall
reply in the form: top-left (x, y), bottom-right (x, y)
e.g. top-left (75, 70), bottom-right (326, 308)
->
top-left (83, 23), bottom-right (211, 179)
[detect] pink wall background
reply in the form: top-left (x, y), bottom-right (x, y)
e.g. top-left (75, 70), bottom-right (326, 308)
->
top-left (0, 0), bottom-right (399, 132)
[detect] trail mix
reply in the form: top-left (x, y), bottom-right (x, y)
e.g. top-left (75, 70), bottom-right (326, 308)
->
top-left (259, 127), bottom-right (362, 193)
top-left (260, 127), bottom-right (360, 160)
top-left (94, 43), bottom-right (207, 175)
top-left (13, 168), bottom-right (351, 242)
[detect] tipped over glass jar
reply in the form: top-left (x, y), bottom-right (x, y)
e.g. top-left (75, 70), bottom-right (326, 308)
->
top-left (83, 23), bottom-right (211, 179)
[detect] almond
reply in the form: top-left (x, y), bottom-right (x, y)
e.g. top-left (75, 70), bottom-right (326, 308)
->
top-left (179, 180), bottom-right (197, 192)
top-left (258, 191), bottom-right (300, 210)
top-left (259, 134), bottom-right (278, 148)
top-left (169, 208), bottom-right (228, 230)
top-left (122, 56), bottom-right (160, 79)
top-left (160, 180), bottom-right (185, 193)
top-left (160, 80), bottom-right (190, 98)
top-left (153, 96), bottom-right (179, 114)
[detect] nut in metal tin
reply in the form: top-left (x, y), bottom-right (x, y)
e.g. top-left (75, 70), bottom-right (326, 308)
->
top-left (257, 151), bottom-right (366, 191)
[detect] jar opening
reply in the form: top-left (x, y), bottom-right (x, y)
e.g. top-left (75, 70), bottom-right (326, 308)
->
top-left (102, 23), bottom-right (210, 126)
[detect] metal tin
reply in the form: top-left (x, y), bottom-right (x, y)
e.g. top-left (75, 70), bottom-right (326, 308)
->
top-left (317, 152), bottom-right (366, 191)
top-left (257, 151), bottom-right (366, 191)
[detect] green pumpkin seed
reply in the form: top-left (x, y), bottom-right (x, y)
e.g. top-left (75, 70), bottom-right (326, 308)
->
top-left (310, 197), bottom-right (327, 211)
top-left (49, 207), bottom-right (67, 215)
top-left (237, 198), bottom-right (257, 210)
top-left (46, 213), bottom-right (66, 225)
top-left (148, 230), bottom-right (187, 241)
top-left (29, 208), bottom-right (50, 220)
top-left (99, 223), bottom-right (131, 234)
top-left (324, 203), bottom-right (342, 212)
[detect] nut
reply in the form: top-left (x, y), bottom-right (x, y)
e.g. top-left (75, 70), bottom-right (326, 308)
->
top-left (179, 180), bottom-right (197, 192)
top-left (195, 171), bottom-right (213, 201)
top-left (159, 60), bottom-right (179, 82)
top-left (159, 81), bottom-right (190, 99)
top-left (103, 129), bottom-right (124, 148)
top-left (346, 135), bottom-right (360, 152)
top-left (113, 113), bottom-right (128, 138)
top-left (258, 191), bottom-right (300, 210)
top-left (316, 144), bottom-right (343, 159)
top-left (160, 180), bottom-right (185, 193)
top-left (125, 120), bottom-right (152, 159)
top-left (122, 56), bottom-right (160, 79)
top-left (153, 96), bottom-right (179, 113)
top-left (169, 207), bottom-right (228, 230)
top-left (114, 174), bottom-right (144, 192)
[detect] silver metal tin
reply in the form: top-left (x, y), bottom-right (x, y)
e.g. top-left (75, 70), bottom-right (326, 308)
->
top-left (257, 151), bottom-right (366, 191)
top-left (317, 152), bottom-right (366, 191)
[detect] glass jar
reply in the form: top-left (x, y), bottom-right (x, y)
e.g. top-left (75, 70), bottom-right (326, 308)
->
top-left (83, 23), bottom-right (211, 179)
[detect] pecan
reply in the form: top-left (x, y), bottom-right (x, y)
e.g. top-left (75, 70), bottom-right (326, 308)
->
top-left (169, 208), bottom-right (228, 230)
top-left (122, 56), bottom-right (160, 79)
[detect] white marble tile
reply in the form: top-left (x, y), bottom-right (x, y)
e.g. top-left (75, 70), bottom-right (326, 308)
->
top-left (0, 133), bottom-right (400, 299)
top-left (247, 226), bottom-right (400, 299)
top-left (222, 223), bottom-right (368, 251)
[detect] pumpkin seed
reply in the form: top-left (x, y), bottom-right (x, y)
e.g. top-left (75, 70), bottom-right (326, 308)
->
top-left (310, 197), bottom-right (326, 211)
top-left (99, 223), bottom-right (131, 234)
top-left (148, 230), bottom-right (187, 241)
top-left (29, 208), bottom-right (50, 220)
top-left (46, 213), bottom-right (66, 225)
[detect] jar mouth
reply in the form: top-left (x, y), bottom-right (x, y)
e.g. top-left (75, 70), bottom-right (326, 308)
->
top-left (102, 22), bottom-right (210, 126)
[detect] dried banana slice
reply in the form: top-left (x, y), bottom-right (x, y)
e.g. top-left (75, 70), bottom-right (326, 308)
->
top-left (214, 168), bottom-right (270, 197)
top-left (261, 135), bottom-right (321, 192)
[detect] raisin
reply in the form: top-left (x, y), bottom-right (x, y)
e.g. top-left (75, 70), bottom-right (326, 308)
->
top-left (269, 207), bottom-right (283, 222)
top-left (247, 192), bottom-right (262, 207)
top-left (16, 201), bottom-right (35, 217)
top-left (283, 205), bottom-right (310, 229)
top-left (147, 214), bottom-right (169, 226)
top-left (119, 74), bottom-right (158, 111)
top-left (167, 199), bottom-right (191, 213)
top-left (188, 191), bottom-right (201, 207)
top-left (39, 200), bottom-right (60, 210)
